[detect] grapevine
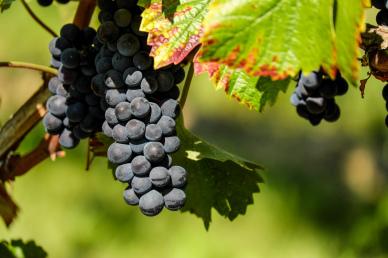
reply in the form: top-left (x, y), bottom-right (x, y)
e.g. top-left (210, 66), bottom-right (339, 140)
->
top-left (0, 0), bottom-right (388, 256)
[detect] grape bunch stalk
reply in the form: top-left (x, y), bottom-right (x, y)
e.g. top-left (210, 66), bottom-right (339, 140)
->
top-left (93, 0), bottom-right (187, 216)
top-left (43, 24), bottom-right (104, 148)
top-left (290, 70), bottom-right (348, 126)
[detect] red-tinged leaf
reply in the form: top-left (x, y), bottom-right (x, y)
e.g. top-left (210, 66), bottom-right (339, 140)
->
top-left (195, 54), bottom-right (290, 111)
top-left (140, 0), bottom-right (210, 68)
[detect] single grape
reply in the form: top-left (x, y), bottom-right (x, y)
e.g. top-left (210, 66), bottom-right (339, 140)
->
top-left (126, 119), bottom-right (145, 140)
top-left (60, 24), bottom-right (80, 43)
top-left (96, 57), bottom-right (113, 74)
top-left (133, 51), bottom-right (153, 70)
top-left (61, 48), bottom-right (80, 69)
top-left (107, 143), bottom-right (132, 164)
top-left (43, 112), bottom-right (63, 134)
top-left (335, 77), bottom-right (349, 96)
top-left (48, 38), bottom-right (61, 57)
top-left (97, 21), bottom-right (119, 43)
top-left (145, 124), bottom-right (163, 141)
top-left (149, 102), bottom-right (162, 123)
top-left (123, 67), bottom-right (143, 87)
top-left (46, 95), bottom-right (67, 117)
top-left (163, 136), bottom-right (180, 153)
top-left (131, 155), bottom-right (152, 176)
top-left (149, 167), bottom-right (170, 188)
top-left (117, 33), bottom-right (140, 56)
top-left (141, 75), bottom-right (158, 94)
top-left (102, 120), bottom-right (113, 137)
top-left (131, 176), bottom-right (153, 195)
top-left (157, 71), bottom-right (175, 92)
top-left (73, 76), bottom-right (92, 94)
top-left (105, 107), bottom-right (119, 126)
top-left (59, 128), bottom-right (79, 149)
top-left (130, 97), bottom-right (150, 118)
top-left (106, 89), bottom-right (127, 106)
top-left (37, 0), bottom-right (53, 7)
top-left (48, 77), bottom-right (62, 94)
top-left (139, 190), bottom-right (164, 216)
top-left (115, 101), bottom-right (132, 121)
top-left (161, 99), bottom-right (180, 118)
top-left (123, 187), bottom-right (139, 205)
top-left (112, 52), bottom-right (132, 72)
top-left (115, 163), bottom-right (134, 182)
top-left (157, 115), bottom-right (176, 136)
top-left (173, 66), bottom-right (185, 84)
top-left (383, 84), bottom-right (388, 101)
top-left (163, 188), bottom-right (186, 211)
top-left (105, 69), bottom-right (125, 88)
top-left (114, 9), bottom-right (132, 28)
top-left (144, 142), bottom-right (165, 163)
top-left (91, 75), bottom-right (107, 97)
top-left (168, 166), bottom-right (187, 188)
top-left (112, 124), bottom-right (129, 143)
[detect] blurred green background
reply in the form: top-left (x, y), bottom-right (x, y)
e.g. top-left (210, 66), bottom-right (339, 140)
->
top-left (1, 3), bottom-right (388, 258)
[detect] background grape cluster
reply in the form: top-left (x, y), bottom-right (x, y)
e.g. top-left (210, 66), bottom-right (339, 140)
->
top-left (37, 0), bottom-right (69, 7)
top-left (373, 0), bottom-right (388, 25)
top-left (95, 0), bottom-right (187, 216)
top-left (43, 24), bottom-right (104, 148)
top-left (290, 71), bottom-right (348, 126)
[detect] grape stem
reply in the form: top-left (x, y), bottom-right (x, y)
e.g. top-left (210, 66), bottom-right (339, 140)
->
top-left (0, 61), bottom-right (58, 76)
top-left (20, 0), bottom-right (58, 38)
top-left (179, 62), bottom-right (194, 109)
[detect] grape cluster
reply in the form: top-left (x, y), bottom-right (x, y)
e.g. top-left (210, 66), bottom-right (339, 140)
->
top-left (372, 0), bottom-right (388, 25)
top-left (290, 71), bottom-right (348, 126)
top-left (37, 0), bottom-right (69, 7)
top-left (93, 0), bottom-right (187, 216)
top-left (43, 24), bottom-right (104, 148)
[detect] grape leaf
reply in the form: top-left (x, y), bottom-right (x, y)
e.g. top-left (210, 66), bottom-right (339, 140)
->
top-left (200, 0), bottom-right (366, 85)
top-left (140, 0), bottom-right (210, 68)
top-left (0, 182), bottom-right (18, 227)
top-left (90, 117), bottom-right (263, 228)
top-left (335, 0), bottom-right (365, 84)
top-left (0, 0), bottom-right (14, 12)
top-left (195, 60), bottom-right (291, 111)
top-left (175, 116), bottom-right (263, 229)
top-left (0, 240), bottom-right (47, 258)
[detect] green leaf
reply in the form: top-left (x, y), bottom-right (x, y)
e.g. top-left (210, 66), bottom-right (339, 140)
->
top-left (195, 60), bottom-right (290, 111)
top-left (0, 0), bottom-right (14, 12)
top-left (140, 0), bottom-right (210, 68)
top-left (174, 116), bottom-right (263, 229)
top-left (0, 182), bottom-right (18, 227)
top-left (200, 0), bottom-right (366, 85)
top-left (0, 240), bottom-right (47, 258)
top-left (335, 0), bottom-right (366, 84)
